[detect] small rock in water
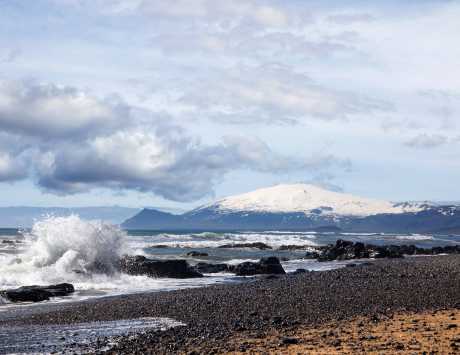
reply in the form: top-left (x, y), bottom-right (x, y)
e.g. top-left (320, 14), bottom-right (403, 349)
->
top-left (0, 283), bottom-right (75, 303)
top-left (186, 251), bottom-right (209, 257)
top-left (278, 245), bottom-right (309, 251)
top-left (217, 242), bottom-right (272, 250)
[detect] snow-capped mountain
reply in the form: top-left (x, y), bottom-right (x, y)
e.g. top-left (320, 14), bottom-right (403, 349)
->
top-left (196, 184), bottom-right (426, 217)
top-left (122, 184), bottom-right (459, 233)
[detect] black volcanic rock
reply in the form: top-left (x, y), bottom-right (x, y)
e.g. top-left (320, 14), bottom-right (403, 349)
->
top-left (119, 255), bottom-right (203, 278)
top-left (186, 251), bottom-right (209, 257)
top-left (218, 242), bottom-right (272, 250)
top-left (314, 240), bottom-right (460, 262)
top-left (317, 240), bottom-right (399, 261)
top-left (317, 239), bottom-right (371, 261)
top-left (0, 283), bottom-right (74, 303)
top-left (229, 257), bottom-right (286, 276)
top-left (278, 245), bottom-right (311, 251)
top-left (194, 262), bottom-right (229, 273)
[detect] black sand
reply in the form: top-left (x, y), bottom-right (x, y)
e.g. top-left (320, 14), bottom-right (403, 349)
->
top-left (1, 255), bottom-right (459, 354)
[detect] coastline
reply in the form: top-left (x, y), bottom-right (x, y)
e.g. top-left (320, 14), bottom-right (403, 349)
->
top-left (1, 254), bottom-right (459, 353)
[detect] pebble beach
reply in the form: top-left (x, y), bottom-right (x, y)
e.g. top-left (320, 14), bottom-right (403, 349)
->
top-left (1, 254), bottom-right (459, 354)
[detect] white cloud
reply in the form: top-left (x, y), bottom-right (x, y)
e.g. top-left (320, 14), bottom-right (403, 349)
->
top-left (404, 133), bottom-right (448, 149)
top-left (180, 64), bottom-right (391, 124)
top-left (0, 80), bottom-right (129, 139)
top-left (55, 0), bottom-right (290, 27)
top-left (0, 151), bottom-right (27, 182)
top-left (0, 48), bottom-right (21, 63)
top-left (35, 129), bottom-right (347, 201)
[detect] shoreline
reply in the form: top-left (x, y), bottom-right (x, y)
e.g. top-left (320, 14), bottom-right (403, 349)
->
top-left (0, 255), bottom-right (458, 353)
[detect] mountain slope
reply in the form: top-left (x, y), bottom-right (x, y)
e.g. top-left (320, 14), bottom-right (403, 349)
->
top-left (195, 184), bottom-right (425, 217)
top-left (122, 184), bottom-right (460, 233)
top-left (122, 208), bottom-right (181, 230)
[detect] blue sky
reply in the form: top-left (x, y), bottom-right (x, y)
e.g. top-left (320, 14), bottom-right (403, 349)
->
top-left (0, 0), bottom-right (459, 209)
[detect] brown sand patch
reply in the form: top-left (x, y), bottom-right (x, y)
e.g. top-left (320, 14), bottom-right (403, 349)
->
top-left (196, 309), bottom-right (460, 354)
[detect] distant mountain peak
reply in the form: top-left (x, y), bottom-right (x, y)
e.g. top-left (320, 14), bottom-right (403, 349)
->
top-left (197, 183), bottom-right (426, 217)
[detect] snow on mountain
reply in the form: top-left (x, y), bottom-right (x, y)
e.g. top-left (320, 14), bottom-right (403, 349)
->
top-left (199, 184), bottom-right (426, 217)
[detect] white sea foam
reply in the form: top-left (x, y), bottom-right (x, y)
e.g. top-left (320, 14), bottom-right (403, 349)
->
top-left (0, 215), bottom-right (127, 289)
top-left (0, 216), bottom-right (241, 304)
top-left (141, 232), bottom-right (319, 249)
top-left (395, 234), bottom-right (434, 241)
top-left (0, 317), bottom-right (186, 353)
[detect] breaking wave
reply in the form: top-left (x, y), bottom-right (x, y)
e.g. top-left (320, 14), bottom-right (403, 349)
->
top-left (0, 215), bottom-right (129, 290)
top-left (25, 215), bottom-right (127, 274)
top-left (0, 216), bottom-right (240, 302)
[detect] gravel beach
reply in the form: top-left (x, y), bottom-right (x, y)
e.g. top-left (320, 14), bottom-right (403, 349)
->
top-left (1, 255), bottom-right (459, 354)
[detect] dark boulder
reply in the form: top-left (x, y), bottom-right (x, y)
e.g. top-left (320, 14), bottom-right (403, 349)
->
top-left (119, 255), bottom-right (203, 278)
top-left (432, 245), bottom-right (460, 254)
top-left (229, 257), bottom-right (285, 276)
top-left (0, 283), bottom-right (75, 303)
top-left (217, 242), bottom-right (272, 250)
top-left (194, 262), bottom-right (229, 273)
top-left (186, 251), bottom-right (209, 257)
top-left (312, 239), bottom-right (460, 262)
top-left (318, 239), bottom-right (391, 261)
top-left (373, 245), bottom-right (403, 259)
top-left (304, 251), bottom-right (321, 259)
top-left (278, 245), bottom-right (310, 251)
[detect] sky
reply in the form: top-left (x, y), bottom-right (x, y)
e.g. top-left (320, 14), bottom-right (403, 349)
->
top-left (0, 0), bottom-right (459, 209)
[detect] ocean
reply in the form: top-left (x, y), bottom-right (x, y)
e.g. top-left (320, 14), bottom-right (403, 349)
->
top-left (0, 215), bottom-right (459, 307)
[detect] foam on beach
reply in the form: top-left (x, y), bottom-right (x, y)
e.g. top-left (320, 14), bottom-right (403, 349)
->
top-left (0, 317), bottom-right (186, 353)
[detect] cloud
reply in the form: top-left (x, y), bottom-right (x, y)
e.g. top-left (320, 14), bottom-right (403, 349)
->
top-left (0, 76), bottom-right (350, 201)
top-left (304, 172), bottom-right (345, 192)
top-left (0, 80), bottom-right (130, 139)
top-left (0, 151), bottom-right (27, 182)
top-left (327, 13), bottom-right (375, 24)
top-left (404, 133), bottom-right (448, 149)
top-left (150, 30), bottom-right (356, 61)
top-left (0, 48), bottom-right (21, 63)
top-left (34, 129), bottom-right (349, 202)
top-left (56, 0), bottom-right (290, 27)
top-left (136, 1), bottom-right (289, 27)
top-left (180, 64), bottom-right (391, 125)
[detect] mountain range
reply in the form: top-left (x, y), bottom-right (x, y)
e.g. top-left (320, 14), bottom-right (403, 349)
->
top-left (0, 206), bottom-right (140, 228)
top-left (122, 184), bottom-right (460, 234)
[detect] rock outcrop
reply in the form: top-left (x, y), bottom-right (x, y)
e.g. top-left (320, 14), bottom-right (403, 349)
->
top-left (217, 242), bottom-right (272, 250)
top-left (314, 239), bottom-right (460, 262)
top-left (119, 255), bottom-right (203, 278)
top-left (229, 257), bottom-right (286, 276)
top-left (0, 283), bottom-right (75, 303)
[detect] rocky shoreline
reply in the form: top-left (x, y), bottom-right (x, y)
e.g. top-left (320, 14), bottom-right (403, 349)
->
top-left (1, 254), bottom-right (459, 354)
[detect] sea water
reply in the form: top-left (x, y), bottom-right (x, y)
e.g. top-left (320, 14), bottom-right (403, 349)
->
top-left (0, 215), bottom-right (459, 307)
top-left (0, 317), bottom-right (185, 354)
